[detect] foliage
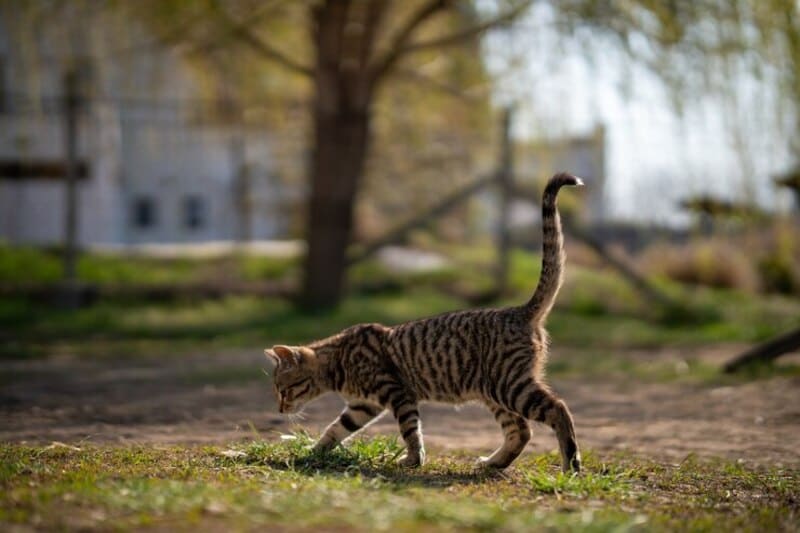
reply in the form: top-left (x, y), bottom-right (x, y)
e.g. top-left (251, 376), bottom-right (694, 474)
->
top-left (759, 253), bottom-right (799, 295)
top-left (757, 222), bottom-right (800, 295)
top-left (553, 0), bottom-right (799, 104)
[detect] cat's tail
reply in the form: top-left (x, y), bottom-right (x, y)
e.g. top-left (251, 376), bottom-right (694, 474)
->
top-left (525, 172), bottom-right (583, 325)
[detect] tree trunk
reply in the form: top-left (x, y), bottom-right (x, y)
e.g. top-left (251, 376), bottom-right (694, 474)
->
top-left (63, 69), bottom-right (80, 285)
top-left (299, 0), bottom-right (380, 310)
top-left (301, 107), bottom-right (370, 309)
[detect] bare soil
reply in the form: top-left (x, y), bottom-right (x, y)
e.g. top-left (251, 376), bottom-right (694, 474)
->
top-left (2, 348), bottom-right (799, 467)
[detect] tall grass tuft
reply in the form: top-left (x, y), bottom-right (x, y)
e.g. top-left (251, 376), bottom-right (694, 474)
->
top-left (638, 239), bottom-right (760, 292)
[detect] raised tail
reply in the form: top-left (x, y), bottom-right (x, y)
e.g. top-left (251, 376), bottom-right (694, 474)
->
top-left (525, 172), bottom-right (583, 325)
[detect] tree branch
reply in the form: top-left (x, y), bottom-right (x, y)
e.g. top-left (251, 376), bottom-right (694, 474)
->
top-left (358, 0), bottom-right (390, 68)
top-left (400, 0), bottom-right (534, 55)
top-left (369, 0), bottom-right (454, 83)
top-left (347, 172), bottom-right (496, 266)
top-left (394, 67), bottom-right (486, 102)
top-left (209, 0), bottom-right (313, 78)
top-left (723, 327), bottom-right (800, 373)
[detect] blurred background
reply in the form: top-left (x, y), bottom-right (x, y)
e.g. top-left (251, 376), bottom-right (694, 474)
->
top-left (0, 0), bottom-right (799, 452)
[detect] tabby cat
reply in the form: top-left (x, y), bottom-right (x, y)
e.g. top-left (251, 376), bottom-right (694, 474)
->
top-left (265, 173), bottom-right (583, 472)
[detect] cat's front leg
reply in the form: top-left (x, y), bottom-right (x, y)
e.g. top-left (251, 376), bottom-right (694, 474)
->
top-left (313, 401), bottom-right (384, 452)
top-left (477, 405), bottom-right (531, 469)
top-left (391, 399), bottom-right (425, 467)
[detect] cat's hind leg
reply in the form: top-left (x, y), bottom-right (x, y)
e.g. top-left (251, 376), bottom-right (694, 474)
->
top-left (477, 405), bottom-right (531, 469)
top-left (507, 382), bottom-right (581, 473)
top-left (313, 401), bottom-right (384, 452)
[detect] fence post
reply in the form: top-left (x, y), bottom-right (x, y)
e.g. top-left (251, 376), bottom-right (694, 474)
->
top-left (231, 133), bottom-right (252, 245)
top-left (58, 69), bottom-right (82, 308)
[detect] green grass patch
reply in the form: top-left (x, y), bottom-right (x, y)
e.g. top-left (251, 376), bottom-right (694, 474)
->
top-left (1, 436), bottom-right (797, 532)
top-left (0, 246), bottom-right (63, 283)
top-left (239, 254), bottom-right (298, 282)
top-left (0, 289), bottom-right (463, 359)
top-left (0, 245), bottom-right (299, 285)
top-left (3, 245), bottom-right (799, 371)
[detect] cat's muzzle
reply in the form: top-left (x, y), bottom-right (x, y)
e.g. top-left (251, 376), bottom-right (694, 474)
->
top-left (278, 398), bottom-right (301, 414)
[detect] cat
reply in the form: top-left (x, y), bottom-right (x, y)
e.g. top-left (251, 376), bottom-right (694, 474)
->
top-left (265, 172), bottom-right (583, 472)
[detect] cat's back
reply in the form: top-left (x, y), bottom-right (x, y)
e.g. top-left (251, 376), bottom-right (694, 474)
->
top-left (385, 306), bottom-right (533, 400)
top-left (390, 306), bottom-right (529, 342)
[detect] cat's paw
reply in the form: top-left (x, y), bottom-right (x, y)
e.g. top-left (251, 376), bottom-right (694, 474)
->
top-left (562, 452), bottom-right (582, 473)
top-left (475, 456), bottom-right (508, 470)
top-left (397, 452), bottom-right (424, 468)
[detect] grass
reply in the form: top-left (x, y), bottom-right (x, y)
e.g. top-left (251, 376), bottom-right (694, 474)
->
top-left (1, 434), bottom-right (797, 531)
top-left (0, 289), bottom-right (462, 358)
top-left (0, 244), bottom-right (300, 285)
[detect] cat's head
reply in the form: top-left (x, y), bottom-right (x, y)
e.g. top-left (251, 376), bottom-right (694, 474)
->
top-left (264, 345), bottom-right (323, 414)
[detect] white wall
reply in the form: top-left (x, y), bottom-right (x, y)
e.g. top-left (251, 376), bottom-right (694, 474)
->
top-left (0, 110), bottom-right (122, 245)
top-left (120, 123), bottom-right (280, 244)
top-left (0, 6), bottom-right (287, 247)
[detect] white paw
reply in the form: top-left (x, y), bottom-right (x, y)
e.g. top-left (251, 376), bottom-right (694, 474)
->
top-left (475, 455), bottom-right (508, 470)
top-left (475, 456), bottom-right (491, 467)
top-left (397, 452), bottom-right (424, 468)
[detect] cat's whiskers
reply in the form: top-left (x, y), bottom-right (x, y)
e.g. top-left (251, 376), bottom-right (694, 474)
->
top-left (288, 410), bottom-right (308, 423)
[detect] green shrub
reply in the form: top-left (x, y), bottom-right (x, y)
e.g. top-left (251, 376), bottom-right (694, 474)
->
top-left (0, 245), bottom-right (62, 283)
top-left (757, 224), bottom-right (799, 295)
top-left (758, 253), bottom-right (798, 295)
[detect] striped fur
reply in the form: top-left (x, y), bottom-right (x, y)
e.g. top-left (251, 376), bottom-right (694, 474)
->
top-left (265, 173), bottom-right (583, 472)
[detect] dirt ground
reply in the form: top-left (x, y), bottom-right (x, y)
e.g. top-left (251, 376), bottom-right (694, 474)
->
top-left (2, 349), bottom-right (799, 467)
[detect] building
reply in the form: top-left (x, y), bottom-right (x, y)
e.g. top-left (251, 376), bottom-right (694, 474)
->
top-left (0, 5), bottom-right (296, 247)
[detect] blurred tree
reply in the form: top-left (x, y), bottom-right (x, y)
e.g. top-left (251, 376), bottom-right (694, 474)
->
top-left (128, 0), bottom-right (528, 309)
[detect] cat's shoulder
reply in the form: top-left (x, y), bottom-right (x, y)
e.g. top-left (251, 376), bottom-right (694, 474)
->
top-left (341, 322), bottom-right (391, 337)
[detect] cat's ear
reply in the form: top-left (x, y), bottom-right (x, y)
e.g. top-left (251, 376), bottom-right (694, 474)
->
top-left (267, 345), bottom-right (304, 366)
top-left (264, 348), bottom-right (281, 367)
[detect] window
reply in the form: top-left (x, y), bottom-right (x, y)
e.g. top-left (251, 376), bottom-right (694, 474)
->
top-left (131, 196), bottom-right (157, 229)
top-left (183, 195), bottom-right (207, 230)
